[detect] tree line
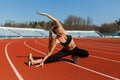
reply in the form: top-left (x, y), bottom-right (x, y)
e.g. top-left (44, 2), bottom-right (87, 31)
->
top-left (1, 15), bottom-right (120, 34)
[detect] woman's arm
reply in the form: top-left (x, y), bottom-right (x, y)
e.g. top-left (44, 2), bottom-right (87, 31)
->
top-left (36, 38), bottom-right (60, 67)
top-left (48, 28), bottom-right (53, 51)
top-left (37, 12), bottom-right (64, 29)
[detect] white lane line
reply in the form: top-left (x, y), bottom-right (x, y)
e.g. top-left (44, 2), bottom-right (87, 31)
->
top-left (90, 55), bottom-right (120, 63)
top-left (24, 40), bottom-right (46, 55)
top-left (5, 41), bottom-right (23, 80)
top-left (36, 40), bottom-right (120, 56)
top-left (77, 40), bottom-right (120, 53)
top-left (80, 43), bottom-right (120, 52)
top-left (77, 45), bottom-right (120, 56)
top-left (88, 49), bottom-right (120, 56)
top-left (76, 40), bottom-right (120, 47)
top-left (35, 40), bottom-right (120, 63)
top-left (24, 40), bottom-right (120, 80)
top-left (64, 61), bottom-right (120, 80)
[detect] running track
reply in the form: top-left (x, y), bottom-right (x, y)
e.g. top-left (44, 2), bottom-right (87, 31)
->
top-left (0, 38), bottom-right (120, 80)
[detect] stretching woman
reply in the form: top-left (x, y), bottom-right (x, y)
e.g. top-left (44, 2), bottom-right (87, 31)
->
top-left (28, 12), bottom-right (89, 67)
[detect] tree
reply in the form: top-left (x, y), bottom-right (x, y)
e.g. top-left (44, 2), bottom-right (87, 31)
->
top-left (4, 20), bottom-right (15, 27)
top-left (115, 18), bottom-right (120, 25)
top-left (86, 17), bottom-right (92, 27)
top-left (115, 18), bottom-right (120, 31)
top-left (64, 15), bottom-right (85, 30)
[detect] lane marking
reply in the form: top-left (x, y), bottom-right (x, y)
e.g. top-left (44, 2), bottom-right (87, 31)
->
top-left (36, 39), bottom-right (120, 56)
top-left (75, 40), bottom-right (120, 47)
top-left (35, 40), bottom-right (120, 63)
top-left (65, 61), bottom-right (120, 80)
top-left (90, 55), bottom-right (120, 63)
top-left (88, 49), bottom-right (120, 56)
top-left (77, 45), bottom-right (120, 56)
top-left (24, 40), bottom-right (46, 55)
top-left (24, 39), bottom-right (120, 80)
top-left (5, 41), bottom-right (24, 80)
top-left (78, 43), bottom-right (120, 52)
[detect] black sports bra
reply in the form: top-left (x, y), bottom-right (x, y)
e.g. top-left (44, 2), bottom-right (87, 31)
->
top-left (60, 35), bottom-right (72, 46)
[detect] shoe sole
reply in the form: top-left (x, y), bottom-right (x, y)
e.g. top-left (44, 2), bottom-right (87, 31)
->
top-left (28, 54), bottom-right (31, 66)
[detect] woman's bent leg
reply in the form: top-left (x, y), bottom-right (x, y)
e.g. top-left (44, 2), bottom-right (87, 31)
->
top-left (44, 48), bottom-right (71, 63)
top-left (73, 47), bottom-right (89, 58)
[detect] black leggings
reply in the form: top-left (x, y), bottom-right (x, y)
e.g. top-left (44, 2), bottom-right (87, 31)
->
top-left (44, 47), bottom-right (89, 63)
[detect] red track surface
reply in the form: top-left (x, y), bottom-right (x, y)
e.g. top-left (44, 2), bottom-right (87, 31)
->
top-left (0, 38), bottom-right (120, 80)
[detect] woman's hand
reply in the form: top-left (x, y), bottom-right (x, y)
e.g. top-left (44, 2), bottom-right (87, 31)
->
top-left (36, 12), bottom-right (47, 16)
top-left (36, 61), bottom-right (44, 68)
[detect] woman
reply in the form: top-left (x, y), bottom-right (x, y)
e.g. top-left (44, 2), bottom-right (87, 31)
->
top-left (28, 12), bottom-right (89, 67)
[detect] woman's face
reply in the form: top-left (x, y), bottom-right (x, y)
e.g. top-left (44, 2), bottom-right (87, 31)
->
top-left (52, 27), bottom-right (63, 36)
top-left (56, 30), bottom-right (63, 36)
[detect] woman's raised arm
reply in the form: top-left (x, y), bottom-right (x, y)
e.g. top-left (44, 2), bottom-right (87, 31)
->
top-left (37, 12), bottom-right (63, 29)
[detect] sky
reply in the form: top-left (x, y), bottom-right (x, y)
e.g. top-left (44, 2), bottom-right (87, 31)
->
top-left (0, 0), bottom-right (120, 26)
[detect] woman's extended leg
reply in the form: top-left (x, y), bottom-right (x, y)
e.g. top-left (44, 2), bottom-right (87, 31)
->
top-left (29, 53), bottom-right (42, 65)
